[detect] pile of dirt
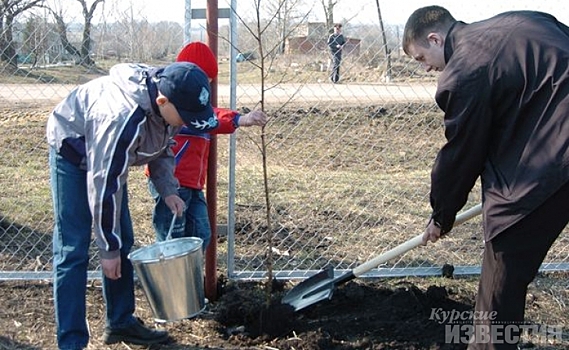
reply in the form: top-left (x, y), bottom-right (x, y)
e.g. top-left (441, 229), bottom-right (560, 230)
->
top-left (2, 274), bottom-right (567, 349)
top-left (209, 278), bottom-right (473, 349)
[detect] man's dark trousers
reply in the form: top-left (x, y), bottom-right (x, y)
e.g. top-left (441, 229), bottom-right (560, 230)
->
top-left (469, 180), bottom-right (569, 349)
top-left (330, 51), bottom-right (342, 83)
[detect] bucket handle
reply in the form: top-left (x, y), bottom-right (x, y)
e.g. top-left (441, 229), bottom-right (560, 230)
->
top-left (166, 214), bottom-right (177, 241)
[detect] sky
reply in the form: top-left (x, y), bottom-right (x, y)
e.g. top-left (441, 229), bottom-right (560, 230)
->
top-left (138, 0), bottom-right (569, 27)
top-left (332, 0), bottom-right (569, 25)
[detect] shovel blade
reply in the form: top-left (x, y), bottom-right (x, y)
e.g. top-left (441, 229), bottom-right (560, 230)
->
top-left (281, 266), bottom-right (336, 311)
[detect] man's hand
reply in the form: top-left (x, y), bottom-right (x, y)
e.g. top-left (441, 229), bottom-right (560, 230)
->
top-left (164, 194), bottom-right (185, 217)
top-left (422, 219), bottom-right (442, 245)
top-left (238, 110), bottom-right (268, 127)
top-left (101, 256), bottom-right (121, 280)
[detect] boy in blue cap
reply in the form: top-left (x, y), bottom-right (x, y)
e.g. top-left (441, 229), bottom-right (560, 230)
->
top-left (46, 61), bottom-right (216, 349)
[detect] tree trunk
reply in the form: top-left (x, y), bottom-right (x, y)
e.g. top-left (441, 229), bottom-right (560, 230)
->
top-left (375, 0), bottom-right (392, 81)
top-left (1, 14), bottom-right (18, 69)
top-left (53, 13), bottom-right (82, 60)
top-left (80, 19), bottom-right (95, 65)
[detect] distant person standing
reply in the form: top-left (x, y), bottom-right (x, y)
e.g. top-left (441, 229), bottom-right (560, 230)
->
top-left (327, 23), bottom-right (346, 84)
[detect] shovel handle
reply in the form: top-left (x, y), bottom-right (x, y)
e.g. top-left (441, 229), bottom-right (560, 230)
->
top-left (352, 203), bottom-right (482, 277)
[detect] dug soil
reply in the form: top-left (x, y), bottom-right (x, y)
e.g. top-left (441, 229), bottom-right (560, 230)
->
top-left (1, 273), bottom-right (567, 349)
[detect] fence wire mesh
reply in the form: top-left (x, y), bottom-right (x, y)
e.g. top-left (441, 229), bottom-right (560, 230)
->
top-left (1, 0), bottom-right (568, 281)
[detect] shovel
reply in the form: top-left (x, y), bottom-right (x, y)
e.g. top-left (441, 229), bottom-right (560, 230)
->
top-left (281, 203), bottom-right (483, 311)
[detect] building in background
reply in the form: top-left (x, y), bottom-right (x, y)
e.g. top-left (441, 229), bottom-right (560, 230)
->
top-left (286, 22), bottom-right (360, 56)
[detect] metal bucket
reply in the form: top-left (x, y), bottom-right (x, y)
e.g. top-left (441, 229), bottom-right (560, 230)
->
top-left (128, 237), bottom-right (205, 322)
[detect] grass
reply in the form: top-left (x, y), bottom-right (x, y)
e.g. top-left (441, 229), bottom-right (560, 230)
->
top-left (0, 63), bottom-right (567, 280)
top-left (1, 53), bottom-right (431, 86)
top-left (0, 71), bottom-right (568, 350)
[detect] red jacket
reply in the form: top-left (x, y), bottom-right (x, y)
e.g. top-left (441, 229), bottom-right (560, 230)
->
top-left (146, 107), bottom-right (239, 190)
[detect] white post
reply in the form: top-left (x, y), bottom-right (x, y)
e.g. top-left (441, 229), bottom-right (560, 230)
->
top-left (227, 0), bottom-right (238, 276)
top-left (184, 0), bottom-right (192, 44)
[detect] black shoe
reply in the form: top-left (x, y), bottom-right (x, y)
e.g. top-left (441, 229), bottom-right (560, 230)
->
top-left (102, 317), bottom-right (170, 345)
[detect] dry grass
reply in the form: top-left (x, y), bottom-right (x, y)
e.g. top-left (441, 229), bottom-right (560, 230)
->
top-left (0, 68), bottom-right (567, 348)
top-left (0, 273), bottom-right (567, 349)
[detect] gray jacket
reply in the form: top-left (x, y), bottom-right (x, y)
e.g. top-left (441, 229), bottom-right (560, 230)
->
top-left (47, 63), bottom-right (181, 258)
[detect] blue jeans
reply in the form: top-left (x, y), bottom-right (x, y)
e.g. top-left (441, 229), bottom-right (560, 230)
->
top-left (50, 148), bottom-right (137, 350)
top-left (148, 180), bottom-right (211, 250)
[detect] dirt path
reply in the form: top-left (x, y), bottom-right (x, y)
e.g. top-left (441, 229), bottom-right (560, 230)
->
top-left (0, 82), bottom-right (437, 108)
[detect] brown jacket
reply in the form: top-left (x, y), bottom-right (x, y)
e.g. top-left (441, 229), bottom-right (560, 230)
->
top-left (431, 11), bottom-right (569, 241)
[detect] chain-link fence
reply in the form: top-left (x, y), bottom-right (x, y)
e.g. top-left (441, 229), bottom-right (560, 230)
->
top-left (1, 0), bottom-right (568, 282)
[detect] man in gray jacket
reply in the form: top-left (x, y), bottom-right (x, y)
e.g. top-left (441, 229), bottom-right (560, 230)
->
top-left (46, 62), bottom-right (218, 349)
top-left (403, 6), bottom-right (569, 349)
top-left (327, 23), bottom-right (346, 83)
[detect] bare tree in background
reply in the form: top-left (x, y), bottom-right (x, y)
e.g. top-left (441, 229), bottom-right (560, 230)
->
top-left (0, 0), bottom-right (45, 69)
top-left (374, 0), bottom-right (391, 81)
top-left (321, 0), bottom-right (339, 29)
top-left (22, 14), bottom-right (53, 67)
top-left (104, 1), bottom-right (182, 62)
top-left (115, 7), bottom-right (147, 61)
top-left (48, 0), bottom-right (105, 66)
top-left (149, 21), bottom-right (182, 59)
top-left (265, 0), bottom-right (309, 54)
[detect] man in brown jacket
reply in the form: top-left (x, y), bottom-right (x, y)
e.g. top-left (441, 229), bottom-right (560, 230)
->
top-left (403, 6), bottom-right (569, 349)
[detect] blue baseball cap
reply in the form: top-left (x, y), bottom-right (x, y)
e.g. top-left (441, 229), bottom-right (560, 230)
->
top-left (157, 62), bottom-right (215, 127)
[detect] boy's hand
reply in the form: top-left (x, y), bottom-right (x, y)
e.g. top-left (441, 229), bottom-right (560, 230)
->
top-left (239, 110), bottom-right (268, 127)
top-left (164, 194), bottom-right (185, 217)
top-left (101, 256), bottom-right (121, 280)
